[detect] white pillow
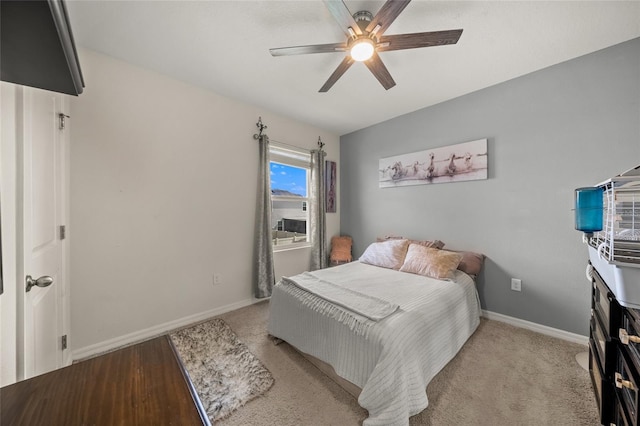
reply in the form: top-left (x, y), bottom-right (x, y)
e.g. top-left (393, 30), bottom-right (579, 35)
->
top-left (359, 239), bottom-right (410, 270)
top-left (399, 244), bottom-right (463, 281)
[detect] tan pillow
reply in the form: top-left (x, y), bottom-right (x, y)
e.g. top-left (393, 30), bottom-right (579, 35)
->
top-left (376, 235), bottom-right (404, 242)
top-left (377, 236), bottom-right (445, 250)
top-left (455, 251), bottom-right (485, 277)
top-left (400, 244), bottom-right (463, 281)
top-left (359, 239), bottom-right (410, 270)
top-left (441, 250), bottom-right (485, 277)
top-left (409, 239), bottom-right (445, 250)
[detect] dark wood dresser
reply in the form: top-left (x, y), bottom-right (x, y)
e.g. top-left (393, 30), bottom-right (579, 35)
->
top-left (0, 335), bottom-right (210, 426)
top-left (590, 265), bottom-right (640, 425)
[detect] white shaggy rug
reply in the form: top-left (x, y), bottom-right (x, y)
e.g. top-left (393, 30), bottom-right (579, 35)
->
top-left (169, 318), bottom-right (274, 422)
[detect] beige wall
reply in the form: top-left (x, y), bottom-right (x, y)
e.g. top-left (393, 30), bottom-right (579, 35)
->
top-left (70, 49), bottom-right (339, 356)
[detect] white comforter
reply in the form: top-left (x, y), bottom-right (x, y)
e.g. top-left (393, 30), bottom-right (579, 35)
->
top-left (268, 261), bottom-right (481, 426)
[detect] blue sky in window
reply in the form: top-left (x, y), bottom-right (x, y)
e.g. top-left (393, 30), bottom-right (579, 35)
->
top-left (270, 162), bottom-right (307, 197)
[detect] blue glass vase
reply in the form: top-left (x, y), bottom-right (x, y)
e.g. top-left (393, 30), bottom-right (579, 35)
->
top-left (574, 187), bottom-right (603, 233)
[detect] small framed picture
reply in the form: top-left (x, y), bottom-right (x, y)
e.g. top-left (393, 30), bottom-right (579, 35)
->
top-left (326, 160), bottom-right (336, 213)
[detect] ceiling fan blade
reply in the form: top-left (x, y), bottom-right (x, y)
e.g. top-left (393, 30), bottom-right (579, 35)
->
top-left (270, 42), bottom-right (347, 57)
top-left (377, 29), bottom-right (463, 52)
top-left (319, 56), bottom-right (354, 92)
top-left (364, 52), bottom-right (396, 90)
top-left (323, 0), bottom-right (362, 36)
top-left (365, 0), bottom-right (411, 36)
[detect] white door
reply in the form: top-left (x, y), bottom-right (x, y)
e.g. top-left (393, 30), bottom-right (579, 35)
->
top-left (20, 87), bottom-right (67, 379)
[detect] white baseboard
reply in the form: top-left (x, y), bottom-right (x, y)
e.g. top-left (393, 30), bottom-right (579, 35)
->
top-left (72, 298), bottom-right (260, 361)
top-left (73, 303), bottom-right (587, 360)
top-left (482, 310), bottom-right (589, 346)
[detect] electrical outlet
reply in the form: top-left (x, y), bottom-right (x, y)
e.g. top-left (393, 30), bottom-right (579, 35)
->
top-left (511, 278), bottom-right (522, 292)
top-left (213, 273), bottom-right (222, 285)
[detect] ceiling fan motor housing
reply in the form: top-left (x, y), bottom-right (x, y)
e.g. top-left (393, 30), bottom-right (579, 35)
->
top-left (349, 11), bottom-right (378, 46)
top-left (353, 10), bottom-right (373, 27)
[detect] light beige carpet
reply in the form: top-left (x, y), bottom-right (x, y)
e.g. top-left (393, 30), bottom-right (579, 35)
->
top-left (215, 301), bottom-right (598, 426)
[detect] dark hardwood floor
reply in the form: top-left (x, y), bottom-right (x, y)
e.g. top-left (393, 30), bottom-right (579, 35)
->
top-left (0, 336), bottom-right (209, 426)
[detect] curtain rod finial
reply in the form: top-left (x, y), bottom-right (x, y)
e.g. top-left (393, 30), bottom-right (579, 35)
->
top-left (255, 116), bottom-right (268, 139)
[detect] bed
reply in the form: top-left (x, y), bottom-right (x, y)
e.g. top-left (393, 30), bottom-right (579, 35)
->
top-left (268, 238), bottom-right (483, 426)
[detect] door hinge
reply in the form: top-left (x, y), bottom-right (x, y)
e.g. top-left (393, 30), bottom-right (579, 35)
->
top-left (59, 225), bottom-right (66, 240)
top-left (61, 335), bottom-right (68, 350)
top-left (58, 113), bottom-right (70, 130)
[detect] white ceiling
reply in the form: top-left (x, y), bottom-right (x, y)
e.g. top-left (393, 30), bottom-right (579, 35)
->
top-left (66, 1), bottom-right (640, 135)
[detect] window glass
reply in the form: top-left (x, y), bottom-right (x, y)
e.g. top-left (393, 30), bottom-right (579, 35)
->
top-left (270, 163), bottom-right (307, 197)
top-left (270, 158), bottom-right (310, 248)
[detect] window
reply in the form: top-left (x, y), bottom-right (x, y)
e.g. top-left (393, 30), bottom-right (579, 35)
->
top-left (270, 144), bottom-right (311, 249)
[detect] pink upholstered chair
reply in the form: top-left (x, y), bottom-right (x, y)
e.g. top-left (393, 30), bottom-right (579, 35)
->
top-left (330, 236), bottom-right (353, 266)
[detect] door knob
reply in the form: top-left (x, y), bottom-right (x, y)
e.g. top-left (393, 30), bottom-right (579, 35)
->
top-left (25, 275), bottom-right (54, 292)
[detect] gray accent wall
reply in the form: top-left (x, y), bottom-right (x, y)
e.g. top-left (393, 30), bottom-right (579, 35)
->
top-left (340, 37), bottom-right (640, 336)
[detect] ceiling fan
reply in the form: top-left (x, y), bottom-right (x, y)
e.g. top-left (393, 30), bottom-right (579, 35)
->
top-left (269, 0), bottom-right (463, 93)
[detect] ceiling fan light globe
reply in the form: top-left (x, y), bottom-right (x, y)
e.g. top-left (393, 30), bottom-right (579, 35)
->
top-left (350, 39), bottom-right (375, 62)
